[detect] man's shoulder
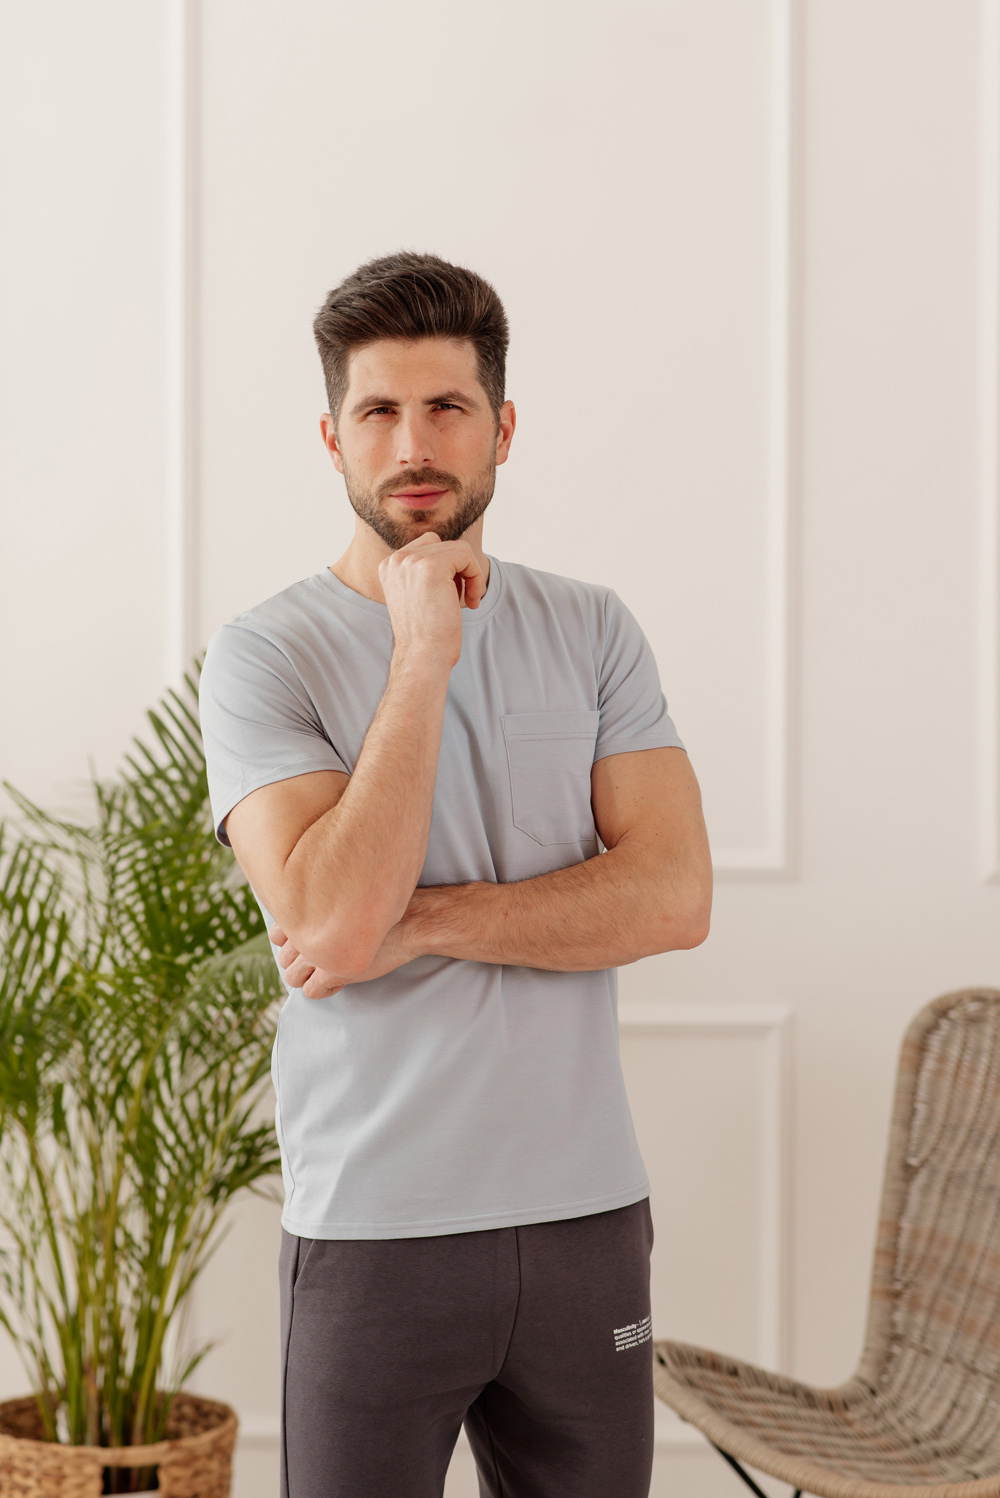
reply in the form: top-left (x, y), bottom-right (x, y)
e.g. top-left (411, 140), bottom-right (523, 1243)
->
top-left (201, 572), bottom-right (353, 696)
top-left (495, 557), bottom-right (614, 618)
top-left (207, 570), bottom-right (368, 664)
top-left (218, 571), bottom-right (338, 641)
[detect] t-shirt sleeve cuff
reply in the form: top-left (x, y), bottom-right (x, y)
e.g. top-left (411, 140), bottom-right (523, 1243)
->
top-left (213, 756), bottom-right (349, 846)
top-left (593, 729), bottom-right (686, 764)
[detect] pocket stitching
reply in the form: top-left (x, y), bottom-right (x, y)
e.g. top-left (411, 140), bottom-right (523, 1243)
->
top-left (502, 732), bottom-right (595, 742)
top-left (502, 711), bottom-right (599, 845)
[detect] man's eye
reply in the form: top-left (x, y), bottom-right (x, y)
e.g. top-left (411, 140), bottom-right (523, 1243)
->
top-left (368, 406), bottom-right (394, 416)
top-left (435, 403), bottom-right (460, 412)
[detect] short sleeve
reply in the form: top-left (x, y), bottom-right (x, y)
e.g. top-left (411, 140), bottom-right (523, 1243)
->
top-left (594, 590), bottom-right (685, 762)
top-left (199, 623), bottom-right (349, 846)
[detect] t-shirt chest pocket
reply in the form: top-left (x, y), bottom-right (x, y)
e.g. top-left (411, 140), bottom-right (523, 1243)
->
top-left (501, 710), bottom-right (600, 845)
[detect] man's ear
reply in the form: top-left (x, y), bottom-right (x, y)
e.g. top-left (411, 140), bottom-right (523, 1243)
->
top-left (495, 400), bottom-right (516, 466)
top-left (320, 412), bottom-right (345, 475)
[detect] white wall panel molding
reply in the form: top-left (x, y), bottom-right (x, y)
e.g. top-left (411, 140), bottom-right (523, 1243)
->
top-left (715, 0), bottom-right (799, 880)
top-left (238, 1414), bottom-right (280, 1444)
top-left (980, 0), bottom-right (1000, 883)
top-left (164, 0), bottom-right (200, 684)
top-left (619, 1004), bottom-right (794, 1375)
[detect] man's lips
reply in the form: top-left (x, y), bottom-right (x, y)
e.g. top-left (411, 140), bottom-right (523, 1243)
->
top-left (389, 488), bottom-right (450, 509)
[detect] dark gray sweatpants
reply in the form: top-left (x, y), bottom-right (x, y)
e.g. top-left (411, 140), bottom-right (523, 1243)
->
top-left (279, 1198), bottom-right (655, 1498)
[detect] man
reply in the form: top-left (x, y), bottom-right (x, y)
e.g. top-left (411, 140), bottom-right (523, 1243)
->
top-left (199, 252), bottom-right (712, 1498)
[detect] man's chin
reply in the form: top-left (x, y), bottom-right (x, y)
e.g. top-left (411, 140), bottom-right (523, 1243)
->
top-left (389, 515), bottom-right (447, 547)
top-left (390, 508), bottom-right (476, 547)
top-left (398, 509), bottom-right (439, 527)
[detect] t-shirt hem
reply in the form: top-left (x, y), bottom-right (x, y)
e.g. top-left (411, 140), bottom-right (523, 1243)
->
top-left (279, 1178), bottom-right (651, 1240)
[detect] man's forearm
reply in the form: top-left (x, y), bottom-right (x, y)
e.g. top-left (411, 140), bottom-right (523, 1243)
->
top-left (403, 837), bottom-right (711, 971)
top-left (284, 653), bottom-right (450, 973)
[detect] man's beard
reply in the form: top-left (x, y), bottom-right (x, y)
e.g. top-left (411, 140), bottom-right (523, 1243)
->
top-left (342, 461), bottom-right (496, 551)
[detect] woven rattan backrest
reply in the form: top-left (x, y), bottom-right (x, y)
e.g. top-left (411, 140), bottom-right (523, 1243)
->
top-left (856, 988), bottom-right (1000, 1435)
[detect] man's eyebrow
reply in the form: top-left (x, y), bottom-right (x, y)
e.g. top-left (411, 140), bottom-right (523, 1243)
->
top-left (348, 387), bottom-right (482, 417)
top-left (424, 388), bottom-right (481, 408)
top-left (348, 393), bottom-right (397, 417)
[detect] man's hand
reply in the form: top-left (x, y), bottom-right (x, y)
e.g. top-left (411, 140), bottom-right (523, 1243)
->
top-left (269, 917), bottom-right (419, 999)
top-left (378, 532), bottom-right (486, 669)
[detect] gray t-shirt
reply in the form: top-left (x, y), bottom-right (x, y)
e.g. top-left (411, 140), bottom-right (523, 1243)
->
top-left (199, 555), bottom-right (684, 1239)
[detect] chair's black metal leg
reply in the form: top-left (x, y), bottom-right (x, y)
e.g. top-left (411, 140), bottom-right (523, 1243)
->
top-left (710, 1442), bottom-right (779, 1498)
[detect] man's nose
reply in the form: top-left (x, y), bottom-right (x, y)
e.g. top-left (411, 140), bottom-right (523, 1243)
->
top-left (394, 410), bottom-right (437, 467)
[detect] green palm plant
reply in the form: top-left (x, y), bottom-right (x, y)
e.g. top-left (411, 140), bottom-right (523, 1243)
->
top-left (0, 669), bottom-right (283, 1493)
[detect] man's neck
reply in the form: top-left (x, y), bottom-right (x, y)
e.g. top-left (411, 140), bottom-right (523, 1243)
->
top-left (330, 517), bottom-right (490, 606)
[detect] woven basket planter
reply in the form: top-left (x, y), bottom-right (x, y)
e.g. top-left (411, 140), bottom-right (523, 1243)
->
top-left (0, 1392), bottom-right (237, 1497)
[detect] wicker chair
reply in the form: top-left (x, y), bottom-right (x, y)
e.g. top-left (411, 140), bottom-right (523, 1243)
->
top-left (654, 988), bottom-right (1000, 1498)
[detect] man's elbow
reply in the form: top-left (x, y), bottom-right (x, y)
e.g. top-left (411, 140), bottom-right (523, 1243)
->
top-left (654, 882), bottom-right (712, 953)
top-left (673, 904), bottom-right (711, 950)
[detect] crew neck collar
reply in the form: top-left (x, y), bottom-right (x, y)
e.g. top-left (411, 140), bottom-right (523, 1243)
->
top-left (317, 554), bottom-right (505, 627)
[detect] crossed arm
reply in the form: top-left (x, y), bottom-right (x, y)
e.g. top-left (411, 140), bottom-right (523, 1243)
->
top-left (227, 743), bottom-right (712, 1000)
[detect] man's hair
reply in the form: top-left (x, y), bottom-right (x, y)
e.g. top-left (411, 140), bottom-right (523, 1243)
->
top-left (313, 252), bottom-right (509, 423)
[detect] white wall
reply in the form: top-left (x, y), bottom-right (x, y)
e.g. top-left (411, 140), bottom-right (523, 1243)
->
top-left (3, 2), bottom-right (1000, 1495)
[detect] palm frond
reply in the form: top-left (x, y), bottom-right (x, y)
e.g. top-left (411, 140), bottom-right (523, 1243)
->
top-left (0, 665), bottom-right (283, 1476)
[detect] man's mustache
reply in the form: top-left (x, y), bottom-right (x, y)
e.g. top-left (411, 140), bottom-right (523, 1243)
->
top-left (375, 468), bottom-right (460, 502)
